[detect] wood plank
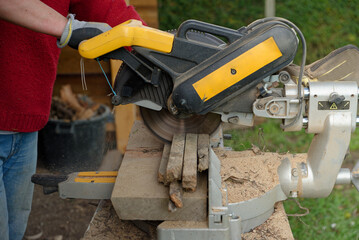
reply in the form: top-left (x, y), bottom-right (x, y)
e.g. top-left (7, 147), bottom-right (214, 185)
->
top-left (111, 122), bottom-right (207, 221)
top-left (197, 134), bottom-right (210, 172)
top-left (130, 0), bottom-right (158, 7)
top-left (166, 134), bottom-right (186, 183)
top-left (114, 106), bottom-right (139, 154)
top-left (182, 133), bottom-right (198, 192)
top-left (158, 144), bottom-right (171, 185)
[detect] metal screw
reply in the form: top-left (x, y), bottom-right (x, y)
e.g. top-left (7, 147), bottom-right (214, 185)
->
top-left (180, 99), bottom-right (187, 106)
top-left (278, 71), bottom-right (290, 84)
top-left (111, 95), bottom-right (122, 106)
top-left (291, 168), bottom-right (298, 177)
top-left (268, 103), bottom-right (280, 115)
top-left (290, 191), bottom-right (298, 198)
top-left (228, 116), bottom-right (239, 124)
top-left (231, 68), bottom-right (237, 75)
top-left (352, 169), bottom-right (359, 178)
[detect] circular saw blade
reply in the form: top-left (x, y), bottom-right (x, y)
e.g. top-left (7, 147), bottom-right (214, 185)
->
top-left (140, 107), bottom-right (221, 143)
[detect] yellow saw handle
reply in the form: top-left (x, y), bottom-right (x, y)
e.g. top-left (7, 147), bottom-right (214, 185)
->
top-left (78, 20), bottom-right (174, 59)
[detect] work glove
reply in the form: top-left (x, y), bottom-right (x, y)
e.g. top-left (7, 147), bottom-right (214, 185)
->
top-left (57, 14), bottom-right (111, 49)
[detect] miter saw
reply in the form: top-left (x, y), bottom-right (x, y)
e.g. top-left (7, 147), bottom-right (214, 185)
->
top-left (79, 17), bottom-right (301, 142)
top-left (33, 17), bottom-right (359, 239)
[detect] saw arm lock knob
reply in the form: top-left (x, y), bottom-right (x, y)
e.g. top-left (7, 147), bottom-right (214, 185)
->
top-left (328, 92), bottom-right (345, 105)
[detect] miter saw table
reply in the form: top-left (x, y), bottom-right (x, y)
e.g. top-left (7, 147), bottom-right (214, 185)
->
top-left (81, 120), bottom-right (294, 240)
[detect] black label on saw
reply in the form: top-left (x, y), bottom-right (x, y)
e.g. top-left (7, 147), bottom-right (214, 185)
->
top-left (317, 101), bottom-right (350, 110)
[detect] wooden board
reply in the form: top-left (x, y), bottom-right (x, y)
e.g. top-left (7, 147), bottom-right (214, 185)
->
top-left (128, 0), bottom-right (159, 28)
top-left (166, 134), bottom-right (186, 182)
top-left (158, 144), bottom-right (171, 184)
top-left (182, 133), bottom-right (198, 191)
top-left (111, 122), bottom-right (207, 221)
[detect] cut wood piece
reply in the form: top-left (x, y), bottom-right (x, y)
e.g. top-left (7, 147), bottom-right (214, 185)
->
top-left (168, 200), bottom-right (177, 213)
top-left (158, 144), bottom-right (171, 185)
top-left (169, 181), bottom-right (183, 208)
top-left (59, 84), bottom-right (95, 120)
top-left (60, 84), bottom-right (84, 112)
top-left (197, 134), bottom-right (210, 172)
top-left (166, 134), bottom-right (185, 183)
top-left (182, 133), bottom-right (198, 192)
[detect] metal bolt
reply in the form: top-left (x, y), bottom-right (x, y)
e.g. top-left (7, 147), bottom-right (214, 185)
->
top-left (180, 99), bottom-right (187, 106)
top-left (291, 168), bottom-right (298, 177)
top-left (268, 103), bottom-right (280, 115)
top-left (352, 169), bottom-right (359, 178)
top-left (228, 116), bottom-right (239, 124)
top-left (290, 191), bottom-right (298, 198)
top-left (231, 68), bottom-right (237, 75)
top-left (278, 71), bottom-right (290, 84)
top-left (111, 95), bottom-right (122, 106)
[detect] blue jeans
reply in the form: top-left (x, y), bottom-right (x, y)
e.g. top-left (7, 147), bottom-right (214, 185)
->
top-left (0, 132), bottom-right (38, 240)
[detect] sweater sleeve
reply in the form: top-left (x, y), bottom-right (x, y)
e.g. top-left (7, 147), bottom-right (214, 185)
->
top-left (69, 0), bottom-right (145, 27)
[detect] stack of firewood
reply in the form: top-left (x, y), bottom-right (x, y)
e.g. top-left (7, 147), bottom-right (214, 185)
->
top-left (50, 85), bottom-right (101, 121)
top-left (157, 133), bottom-right (210, 212)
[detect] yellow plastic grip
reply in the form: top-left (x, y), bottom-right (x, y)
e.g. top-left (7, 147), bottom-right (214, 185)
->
top-left (78, 20), bottom-right (175, 59)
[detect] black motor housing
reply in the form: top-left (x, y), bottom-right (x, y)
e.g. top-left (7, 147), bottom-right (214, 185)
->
top-left (172, 21), bottom-right (298, 114)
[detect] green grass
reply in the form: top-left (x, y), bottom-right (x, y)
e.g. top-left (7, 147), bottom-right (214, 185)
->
top-left (224, 119), bottom-right (314, 153)
top-left (224, 119), bottom-right (359, 153)
top-left (284, 186), bottom-right (359, 240)
top-left (158, 0), bottom-right (359, 64)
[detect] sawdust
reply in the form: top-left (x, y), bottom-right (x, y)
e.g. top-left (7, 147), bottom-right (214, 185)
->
top-left (82, 200), bottom-right (157, 240)
top-left (215, 148), bottom-right (306, 203)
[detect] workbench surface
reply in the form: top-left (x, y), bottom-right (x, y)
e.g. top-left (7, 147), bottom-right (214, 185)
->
top-left (82, 200), bottom-right (293, 240)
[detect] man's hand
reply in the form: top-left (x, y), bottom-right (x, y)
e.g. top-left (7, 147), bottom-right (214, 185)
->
top-left (57, 14), bottom-right (111, 49)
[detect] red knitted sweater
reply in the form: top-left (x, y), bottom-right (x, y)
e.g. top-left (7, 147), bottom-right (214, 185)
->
top-left (0, 0), bottom-right (142, 132)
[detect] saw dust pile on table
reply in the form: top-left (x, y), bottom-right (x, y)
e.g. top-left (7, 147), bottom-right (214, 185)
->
top-left (216, 149), bottom-right (307, 203)
top-left (215, 148), bottom-right (307, 240)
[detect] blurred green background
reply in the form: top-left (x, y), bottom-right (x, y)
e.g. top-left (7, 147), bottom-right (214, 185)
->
top-left (157, 1), bottom-right (359, 239)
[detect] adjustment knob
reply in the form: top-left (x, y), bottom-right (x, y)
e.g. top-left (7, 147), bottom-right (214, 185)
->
top-left (329, 93), bottom-right (345, 105)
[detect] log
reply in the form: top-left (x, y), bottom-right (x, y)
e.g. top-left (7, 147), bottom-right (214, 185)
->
top-left (197, 134), bottom-right (210, 172)
top-left (166, 134), bottom-right (185, 182)
top-left (182, 133), bottom-right (198, 192)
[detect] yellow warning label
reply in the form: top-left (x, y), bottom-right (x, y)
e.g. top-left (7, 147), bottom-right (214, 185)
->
top-left (192, 37), bottom-right (282, 102)
top-left (330, 103), bottom-right (338, 110)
